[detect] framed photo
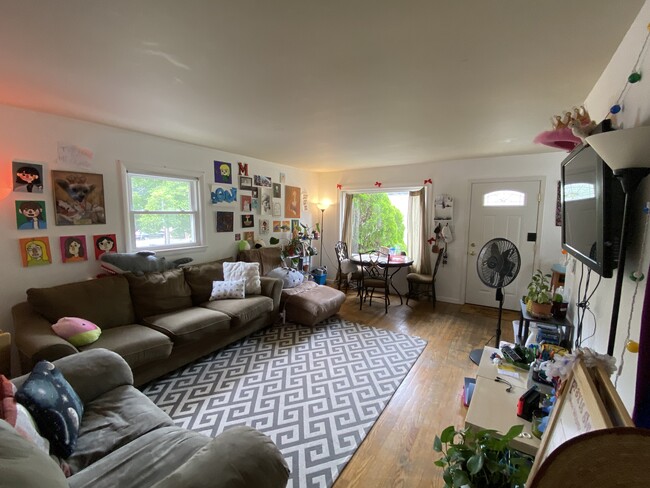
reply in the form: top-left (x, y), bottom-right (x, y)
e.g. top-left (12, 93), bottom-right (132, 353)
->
top-left (13, 160), bottom-right (44, 193)
top-left (251, 198), bottom-right (259, 212)
top-left (273, 220), bottom-right (281, 232)
top-left (273, 183), bottom-right (281, 198)
top-left (272, 199), bottom-right (282, 216)
top-left (19, 237), bottom-right (52, 267)
top-left (216, 211), bottom-right (234, 232)
top-left (93, 234), bottom-right (117, 259)
top-left (251, 187), bottom-right (259, 198)
top-left (259, 218), bottom-right (270, 235)
top-left (16, 201), bottom-right (47, 230)
top-left (241, 214), bottom-right (254, 228)
top-left (239, 175), bottom-right (253, 190)
top-left (243, 231), bottom-right (254, 243)
top-left (234, 233), bottom-right (241, 241)
top-left (291, 219), bottom-right (300, 232)
top-left (214, 161), bottom-right (232, 184)
top-left (60, 235), bottom-right (88, 263)
top-left (52, 170), bottom-right (106, 225)
top-left (260, 188), bottom-right (273, 216)
top-left (241, 195), bottom-right (252, 212)
top-left (254, 175), bottom-right (272, 187)
top-left (282, 220), bottom-right (290, 230)
top-left (285, 185), bottom-right (301, 218)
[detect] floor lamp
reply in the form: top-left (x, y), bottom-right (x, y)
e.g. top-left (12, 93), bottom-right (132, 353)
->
top-left (317, 201), bottom-right (330, 267)
top-left (586, 126), bottom-right (650, 355)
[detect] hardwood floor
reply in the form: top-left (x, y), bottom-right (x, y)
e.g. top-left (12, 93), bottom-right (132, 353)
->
top-left (331, 292), bottom-right (518, 488)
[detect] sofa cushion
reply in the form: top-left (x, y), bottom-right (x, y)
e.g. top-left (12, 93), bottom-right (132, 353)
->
top-left (267, 267), bottom-right (304, 289)
top-left (223, 262), bottom-right (261, 295)
top-left (67, 385), bottom-right (176, 475)
top-left (282, 281), bottom-right (346, 326)
top-left (126, 269), bottom-right (192, 320)
top-left (202, 296), bottom-right (273, 328)
top-left (79, 324), bottom-right (172, 370)
top-left (15, 361), bottom-right (84, 458)
top-left (26, 275), bottom-right (135, 330)
top-left (67, 426), bottom-right (210, 488)
top-left (0, 419), bottom-right (68, 488)
top-left (142, 308), bottom-right (231, 346)
top-left (183, 259), bottom-right (233, 305)
top-left (237, 247), bottom-right (282, 276)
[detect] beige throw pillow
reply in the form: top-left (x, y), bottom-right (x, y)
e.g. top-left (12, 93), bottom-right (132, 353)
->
top-left (222, 262), bottom-right (261, 295)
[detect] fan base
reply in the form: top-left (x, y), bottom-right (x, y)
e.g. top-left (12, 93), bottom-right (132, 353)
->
top-left (469, 348), bottom-right (484, 365)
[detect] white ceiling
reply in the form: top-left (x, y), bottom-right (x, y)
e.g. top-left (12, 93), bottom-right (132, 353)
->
top-left (0, 1), bottom-right (644, 172)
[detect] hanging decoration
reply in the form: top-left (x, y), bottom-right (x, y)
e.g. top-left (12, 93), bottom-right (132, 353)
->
top-left (606, 23), bottom-right (650, 119)
top-left (336, 184), bottom-right (342, 190)
top-left (374, 181), bottom-right (382, 187)
top-left (424, 178), bottom-right (432, 184)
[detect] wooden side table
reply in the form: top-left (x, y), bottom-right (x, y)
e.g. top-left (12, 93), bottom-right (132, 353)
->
top-left (0, 330), bottom-right (10, 377)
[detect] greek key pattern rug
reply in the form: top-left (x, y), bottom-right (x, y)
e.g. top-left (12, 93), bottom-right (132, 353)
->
top-left (142, 317), bottom-right (427, 488)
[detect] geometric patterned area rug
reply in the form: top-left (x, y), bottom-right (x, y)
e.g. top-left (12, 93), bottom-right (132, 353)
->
top-left (142, 316), bottom-right (427, 488)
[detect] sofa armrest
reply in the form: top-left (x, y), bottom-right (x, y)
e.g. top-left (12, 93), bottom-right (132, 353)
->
top-left (12, 349), bottom-right (133, 405)
top-left (260, 276), bottom-right (283, 311)
top-left (12, 301), bottom-right (78, 373)
top-left (151, 426), bottom-right (289, 488)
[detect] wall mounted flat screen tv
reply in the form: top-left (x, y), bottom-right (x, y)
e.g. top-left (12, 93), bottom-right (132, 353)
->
top-left (561, 123), bottom-right (624, 278)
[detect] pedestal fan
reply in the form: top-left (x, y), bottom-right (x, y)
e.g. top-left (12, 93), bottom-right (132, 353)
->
top-left (469, 238), bottom-right (522, 365)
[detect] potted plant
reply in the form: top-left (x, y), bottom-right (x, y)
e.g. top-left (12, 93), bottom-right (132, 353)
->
top-left (525, 269), bottom-right (552, 317)
top-left (434, 425), bottom-right (532, 488)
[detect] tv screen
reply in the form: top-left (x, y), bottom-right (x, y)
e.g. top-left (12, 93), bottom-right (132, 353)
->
top-left (561, 139), bottom-right (624, 278)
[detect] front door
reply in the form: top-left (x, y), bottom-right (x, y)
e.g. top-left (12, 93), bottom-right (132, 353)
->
top-left (465, 180), bottom-right (542, 310)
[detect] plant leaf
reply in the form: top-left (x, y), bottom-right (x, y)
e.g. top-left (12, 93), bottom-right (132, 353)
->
top-left (434, 436), bottom-right (443, 452)
top-left (440, 425), bottom-right (457, 444)
top-left (503, 424), bottom-right (524, 441)
top-left (467, 453), bottom-right (484, 475)
top-left (451, 469), bottom-right (470, 487)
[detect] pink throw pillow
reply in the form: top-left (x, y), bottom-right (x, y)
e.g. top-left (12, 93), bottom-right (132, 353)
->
top-left (52, 317), bottom-right (102, 347)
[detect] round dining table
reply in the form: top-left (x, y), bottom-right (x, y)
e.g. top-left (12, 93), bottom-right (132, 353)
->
top-left (350, 253), bottom-right (414, 305)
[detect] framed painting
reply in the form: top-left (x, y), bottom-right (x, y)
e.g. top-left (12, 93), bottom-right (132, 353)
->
top-left (210, 185), bottom-right (238, 206)
top-left (52, 170), bottom-right (106, 225)
top-left (260, 188), bottom-right (273, 216)
top-left (273, 183), bottom-right (281, 198)
top-left (285, 185), bottom-right (301, 218)
top-left (93, 234), bottom-right (117, 259)
top-left (13, 160), bottom-right (44, 193)
top-left (19, 237), bottom-right (52, 267)
top-left (259, 218), bottom-right (270, 235)
top-left (214, 161), bottom-right (232, 184)
top-left (272, 199), bottom-right (282, 216)
top-left (216, 211), bottom-right (234, 232)
top-left (60, 235), bottom-right (88, 263)
top-left (239, 175), bottom-right (253, 190)
top-left (16, 201), bottom-right (47, 230)
top-left (241, 214), bottom-right (254, 228)
top-left (241, 195), bottom-right (252, 212)
top-left (254, 175), bottom-right (272, 187)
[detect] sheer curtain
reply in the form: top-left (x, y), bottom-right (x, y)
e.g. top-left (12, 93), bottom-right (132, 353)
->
top-left (341, 193), bottom-right (355, 250)
top-left (407, 188), bottom-right (431, 274)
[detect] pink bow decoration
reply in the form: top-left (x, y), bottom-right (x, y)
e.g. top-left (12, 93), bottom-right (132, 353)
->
top-left (427, 237), bottom-right (435, 244)
top-left (336, 184), bottom-right (342, 190)
top-left (374, 181), bottom-right (382, 187)
top-left (424, 178), bottom-right (432, 184)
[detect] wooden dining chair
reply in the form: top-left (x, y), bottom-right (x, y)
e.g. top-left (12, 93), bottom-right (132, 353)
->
top-left (406, 248), bottom-right (444, 308)
top-left (334, 241), bottom-right (363, 293)
top-left (359, 251), bottom-right (390, 313)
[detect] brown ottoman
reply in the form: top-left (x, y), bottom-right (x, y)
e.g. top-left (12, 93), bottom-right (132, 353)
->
top-left (281, 281), bottom-right (346, 326)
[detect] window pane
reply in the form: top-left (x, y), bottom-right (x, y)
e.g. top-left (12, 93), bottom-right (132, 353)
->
top-left (130, 175), bottom-right (192, 211)
top-left (134, 213), bottom-right (195, 248)
top-left (483, 190), bottom-right (526, 207)
top-left (351, 192), bottom-right (407, 253)
top-left (564, 183), bottom-right (595, 202)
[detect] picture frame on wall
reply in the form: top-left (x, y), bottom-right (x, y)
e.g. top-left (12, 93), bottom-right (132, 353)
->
top-left (239, 175), bottom-right (253, 190)
top-left (241, 195), bottom-right (252, 212)
top-left (254, 175), bottom-right (272, 187)
top-left (16, 201), bottom-right (47, 230)
top-left (273, 183), bottom-right (281, 198)
top-left (272, 200), bottom-right (282, 216)
top-left (210, 185), bottom-right (238, 206)
top-left (241, 214), bottom-right (254, 228)
top-left (214, 161), bottom-right (232, 184)
top-left (285, 185), bottom-right (301, 218)
top-left (93, 234), bottom-right (117, 259)
top-left (60, 235), bottom-right (88, 263)
top-left (260, 188), bottom-right (272, 216)
top-left (259, 218), bottom-right (270, 235)
top-left (13, 160), bottom-right (44, 193)
top-left (19, 237), bottom-right (52, 267)
top-left (216, 211), bottom-right (234, 232)
top-left (52, 170), bottom-right (106, 225)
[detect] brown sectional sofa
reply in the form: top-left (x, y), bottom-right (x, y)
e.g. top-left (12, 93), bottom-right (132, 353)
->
top-left (12, 260), bottom-right (283, 386)
top-left (237, 247), bottom-right (346, 326)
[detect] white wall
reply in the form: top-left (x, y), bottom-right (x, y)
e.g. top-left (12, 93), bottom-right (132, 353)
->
top-left (318, 151), bottom-right (566, 304)
top-left (0, 105), bottom-right (319, 368)
top-left (577, 0), bottom-right (650, 412)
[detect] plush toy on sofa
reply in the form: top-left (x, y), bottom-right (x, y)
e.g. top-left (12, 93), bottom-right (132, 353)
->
top-left (100, 251), bottom-right (193, 275)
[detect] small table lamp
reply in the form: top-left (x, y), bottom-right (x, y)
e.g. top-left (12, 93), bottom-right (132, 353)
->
top-left (586, 126), bottom-right (650, 355)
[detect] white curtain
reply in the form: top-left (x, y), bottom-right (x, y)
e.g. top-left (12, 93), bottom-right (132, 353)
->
top-left (407, 188), bottom-right (431, 274)
top-left (341, 193), bottom-right (354, 250)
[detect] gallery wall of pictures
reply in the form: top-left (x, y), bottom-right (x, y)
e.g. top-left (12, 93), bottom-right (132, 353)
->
top-left (210, 160), bottom-right (310, 247)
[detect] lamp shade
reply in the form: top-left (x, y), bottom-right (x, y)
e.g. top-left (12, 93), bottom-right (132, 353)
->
top-left (317, 201), bottom-right (331, 211)
top-left (586, 126), bottom-right (650, 172)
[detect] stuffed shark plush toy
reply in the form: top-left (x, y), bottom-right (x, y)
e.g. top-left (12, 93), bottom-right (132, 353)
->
top-left (100, 251), bottom-right (193, 275)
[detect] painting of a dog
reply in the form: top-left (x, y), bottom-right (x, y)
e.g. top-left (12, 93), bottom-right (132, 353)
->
top-left (52, 170), bottom-right (106, 225)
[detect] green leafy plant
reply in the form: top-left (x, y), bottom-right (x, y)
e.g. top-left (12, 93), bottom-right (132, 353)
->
top-left (434, 425), bottom-right (532, 488)
top-left (526, 269), bottom-right (552, 305)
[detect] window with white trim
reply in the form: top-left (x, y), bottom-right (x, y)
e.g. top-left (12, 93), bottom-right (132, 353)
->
top-left (483, 190), bottom-right (526, 207)
top-left (122, 165), bottom-right (204, 252)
